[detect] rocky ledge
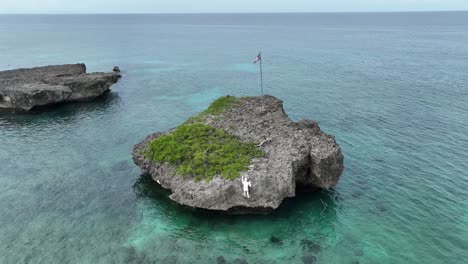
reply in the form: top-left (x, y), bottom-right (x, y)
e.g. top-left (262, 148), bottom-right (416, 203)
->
top-left (133, 95), bottom-right (344, 214)
top-left (0, 64), bottom-right (121, 111)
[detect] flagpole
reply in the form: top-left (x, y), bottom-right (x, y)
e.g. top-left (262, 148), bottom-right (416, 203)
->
top-left (260, 52), bottom-right (263, 96)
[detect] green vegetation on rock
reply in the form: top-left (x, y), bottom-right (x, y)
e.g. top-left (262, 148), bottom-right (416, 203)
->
top-left (186, 96), bottom-right (241, 123)
top-left (146, 123), bottom-right (264, 181)
top-left (203, 95), bottom-right (240, 115)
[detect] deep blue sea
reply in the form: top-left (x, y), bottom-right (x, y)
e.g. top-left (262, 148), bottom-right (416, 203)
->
top-left (0, 12), bottom-right (467, 264)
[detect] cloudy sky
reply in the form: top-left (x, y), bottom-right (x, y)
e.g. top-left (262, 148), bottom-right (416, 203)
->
top-left (1, 0), bottom-right (467, 14)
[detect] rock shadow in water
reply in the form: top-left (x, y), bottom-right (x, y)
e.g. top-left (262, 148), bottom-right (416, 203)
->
top-left (133, 173), bottom-right (341, 223)
top-left (133, 173), bottom-right (172, 200)
top-left (0, 92), bottom-right (122, 126)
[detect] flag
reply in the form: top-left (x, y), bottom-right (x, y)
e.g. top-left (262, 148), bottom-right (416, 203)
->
top-left (253, 52), bottom-right (261, 64)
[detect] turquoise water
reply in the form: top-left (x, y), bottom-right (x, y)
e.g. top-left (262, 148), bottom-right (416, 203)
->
top-left (1, 12), bottom-right (467, 263)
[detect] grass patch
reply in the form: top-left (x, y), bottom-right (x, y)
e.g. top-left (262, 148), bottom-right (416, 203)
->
top-left (186, 96), bottom-right (241, 124)
top-left (146, 123), bottom-right (264, 182)
top-left (203, 95), bottom-right (240, 115)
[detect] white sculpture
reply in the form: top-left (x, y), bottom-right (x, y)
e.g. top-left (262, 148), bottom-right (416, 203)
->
top-left (241, 176), bottom-right (252, 198)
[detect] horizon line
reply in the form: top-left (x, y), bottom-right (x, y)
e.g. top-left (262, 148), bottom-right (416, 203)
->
top-left (1, 10), bottom-right (468, 15)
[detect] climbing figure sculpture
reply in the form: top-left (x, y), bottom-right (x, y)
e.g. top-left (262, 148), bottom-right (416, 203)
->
top-left (241, 176), bottom-right (252, 198)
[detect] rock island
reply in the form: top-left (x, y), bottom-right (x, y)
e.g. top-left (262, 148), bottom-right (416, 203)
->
top-left (0, 64), bottom-right (121, 111)
top-left (133, 95), bottom-right (344, 214)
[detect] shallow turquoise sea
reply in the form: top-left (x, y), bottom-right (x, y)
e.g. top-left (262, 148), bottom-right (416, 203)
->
top-left (0, 13), bottom-right (467, 264)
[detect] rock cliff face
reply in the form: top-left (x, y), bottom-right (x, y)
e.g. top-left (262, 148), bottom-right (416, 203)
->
top-left (0, 64), bottom-right (120, 111)
top-left (133, 96), bottom-right (344, 214)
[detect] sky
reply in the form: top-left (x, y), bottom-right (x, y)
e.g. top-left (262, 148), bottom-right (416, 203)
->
top-left (1, 0), bottom-right (468, 14)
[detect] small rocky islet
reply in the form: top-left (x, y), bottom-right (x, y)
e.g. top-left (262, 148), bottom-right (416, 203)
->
top-left (133, 95), bottom-right (344, 214)
top-left (0, 63), bottom-right (121, 111)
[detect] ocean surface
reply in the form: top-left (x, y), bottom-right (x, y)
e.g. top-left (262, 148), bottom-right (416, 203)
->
top-left (0, 12), bottom-right (467, 264)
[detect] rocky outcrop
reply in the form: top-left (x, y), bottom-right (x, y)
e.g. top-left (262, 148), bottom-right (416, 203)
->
top-left (133, 96), bottom-right (344, 214)
top-left (0, 64), bottom-right (120, 111)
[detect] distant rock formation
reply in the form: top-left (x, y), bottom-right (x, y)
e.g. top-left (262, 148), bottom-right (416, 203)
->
top-left (133, 95), bottom-right (344, 214)
top-left (0, 64), bottom-right (121, 111)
